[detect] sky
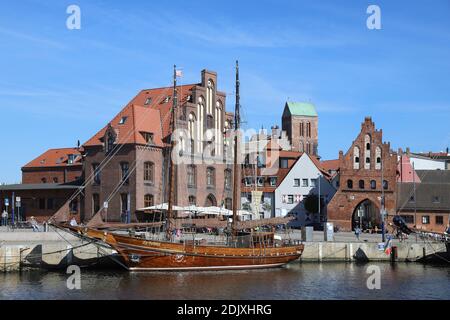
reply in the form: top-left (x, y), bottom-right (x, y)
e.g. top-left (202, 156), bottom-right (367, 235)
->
top-left (0, 0), bottom-right (449, 183)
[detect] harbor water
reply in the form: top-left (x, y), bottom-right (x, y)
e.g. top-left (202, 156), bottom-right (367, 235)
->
top-left (1, 262), bottom-right (449, 300)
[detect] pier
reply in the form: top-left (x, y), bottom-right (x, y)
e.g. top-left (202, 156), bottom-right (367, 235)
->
top-left (1, 228), bottom-right (447, 272)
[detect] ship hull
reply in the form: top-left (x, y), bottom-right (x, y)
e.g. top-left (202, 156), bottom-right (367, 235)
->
top-left (111, 234), bottom-right (303, 271)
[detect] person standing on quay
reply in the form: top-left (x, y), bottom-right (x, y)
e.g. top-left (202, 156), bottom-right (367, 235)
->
top-left (354, 226), bottom-right (361, 241)
top-left (1, 210), bottom-right (8, 226)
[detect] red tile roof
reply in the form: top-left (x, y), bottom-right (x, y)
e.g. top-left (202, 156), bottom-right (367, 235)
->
top-left (83, 84), bottom-right (196, 148)
top-left (23, 148), bottom-right (82, 168)
top-left (321, 159), bottom-right (340, 172)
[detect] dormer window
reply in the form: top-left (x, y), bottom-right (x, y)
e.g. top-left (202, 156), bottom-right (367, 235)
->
top-left (67, 154), bottom-right (75, 164)
top-left (144, 97), bottom-right (152, 105)
top-left (142, 132), bottom-right (154, 145)
top-left (163, 96), bottom-right (171, 103)
top-left (119, 116), bottom-right (128, 125)
top-left (106, 131), bottom-right (115, 153)
top-left (187, 95), bottom-right (192, 102)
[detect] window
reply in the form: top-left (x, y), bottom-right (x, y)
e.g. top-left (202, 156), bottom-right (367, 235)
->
top-left (93, 163), bottom-right (101, 185)
top-left (359, 180), bottom-right (365, 189)
top-left (41, 177), bottom-right (47, 183)
top-left (164, 96), bottom-right (171, 103)
top-left (92, 194), bottom-right (100, 214)
top-left (400, 215), bottom-right (414, 224)
top-left (280, 158), bottom-right (288, 169)
top-left (206, 167), bottom-right (215, 187)
top-left (311, 179), bottom-right (317, 187)
top-left (225, 198), bottom-right (232, 210)
top-left (353, 146), bottom-right (360, 170)
top-left (422, 216), bottom-right (430, 225)
top-left (370, 180), bottom-right (376, 189)
top-left (188, 165), bottom-right (197, 187)
top-left (366, 157), bottom-right (370, 163)
top-left (119, 116), bottom-right (128, 124)
top-left (244, 177), bottom-right (253, 186)
top-left (206, 115), bottom-right (214, 129)
top-left (306, 122), bottom-right (311, 137)
top-left (188, 196), bottom-right (196, 206)
top-left (144, 97), bottom-right (152, 105)
top-left (293, 179), bottom-right (300, 187)
top-left (224, 169), bottom-right (232, 189)
top-left (120, 162), bottom-right (130, 185)
top-left (287, 195), bottom-right (294, 204)
top-left (142, 132), bottom-right (154, 145)
top-left (106, 131), bottom-right (115, 153)
top-left (383, 180), bottom-right (388, 190)
top-left (436, 216), bottom-right (444, 225)
top-left (347, 179), bottom-right (353, 189)
top-left (270, 177), bottom-right (277, 186)
top-left (409, 195), bottom-right (415, 203)
top-left (121, 193), bottom-right (129, 213)
top-left (53, 177), bottom-right (58, 183)
top-left (302, 179), bottom-right (309, 187)
top-left (432, 196), bottom-right (440, 203)
top-left (39, 198), bottom-right (45, 210)
top-left (375, 146), bottom-right (382, 170)
top-left (144, 162), bottom-right (154, 183)
top-left (67, 154), bottom-right (76, 164)
top-left (300, 122), bottom-right (304, 137)
top-left (257, 177), bottom-right (264, 187)
top-left (366, 143), bottom-right (371, 150)
top-left (69, 199), bottom-right (78, 213)
top-left (144, 194), bottom-right (154, 208)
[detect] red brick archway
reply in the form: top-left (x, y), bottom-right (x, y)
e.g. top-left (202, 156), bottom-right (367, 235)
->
top-left (351, 198), bottom-right (381, 231)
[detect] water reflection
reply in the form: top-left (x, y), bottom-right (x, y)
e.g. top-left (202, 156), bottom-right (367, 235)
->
top-left (0, 263), bottom-right (449, 300)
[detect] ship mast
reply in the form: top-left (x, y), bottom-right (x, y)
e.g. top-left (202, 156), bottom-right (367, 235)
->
top-left (232, 60), bottom-right (240, 237)
top-left (166, 65), bottom-right (178, 240)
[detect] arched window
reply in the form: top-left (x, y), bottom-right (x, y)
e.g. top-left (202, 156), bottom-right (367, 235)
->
top-left (206, 114), bottom-right (214, 129)
top-left (188, 113), bottom-right (196, 154)
top-left (306, 141), bottom-right (310, 154)
top-left (364, 134), bottom-right (371, 169)
top-left (93, 163), bottom-right (101, 185)
top-left (370, 180), bottom-right (376, 189)
top-left (224, 169), bottom-right (232, 189)
top-left (300, 122), bottom-right (304, 137)
top-left (306, 122), bottom-right (311, 137)
top-left (359, 180), bottom-right (365, 189)
top-left (206, 167), bottom-right (215, 187)
top-left (205, 194), bottom-right (217, 207)
top-left (383, 180), bottom-right (388, 190)
top-left (347, 179), bottom-right (353, 189)
top-left (144, 162), bottom-right (154, 183)
top-left (144, 194), bottom-right (154, 207)
top-left (92, 193), bottom-right (100, 214)
top-left (353, 146), bottom-right (360, 169)
top-left (187, 165), bottom-right (196, 187)
top-left (375, 146), bottom-right (382, 170)
top-left (299, 141), bottom-right (304, 152)
top-left (188, 196), bottom-right (196, 205)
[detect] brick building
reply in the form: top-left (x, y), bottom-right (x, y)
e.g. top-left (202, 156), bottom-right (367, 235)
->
top-left (21, 148), bottom-right (82, 184)
top-left (81, 69), bottom-right (234, 222)
top-left (327, 117), bottom-right (398, 231)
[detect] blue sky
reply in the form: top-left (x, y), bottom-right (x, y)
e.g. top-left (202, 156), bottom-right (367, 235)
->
top-left (1, 0), bottom-right (449, 183)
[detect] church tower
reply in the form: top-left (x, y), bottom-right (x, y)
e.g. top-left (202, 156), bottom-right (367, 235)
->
top-left (281, 102), bottom-right (318, 155)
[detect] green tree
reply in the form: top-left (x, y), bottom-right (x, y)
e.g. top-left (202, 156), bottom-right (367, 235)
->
top-left (303, 194), bottom-right (324, 214)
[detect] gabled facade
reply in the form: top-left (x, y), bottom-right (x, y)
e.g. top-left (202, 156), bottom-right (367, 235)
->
top-left (327, 117), bottom-right (397, 231)
top-left (274, 153), bottom-right (336, 227)
top-left (81, 69), bottom-right (234, 222)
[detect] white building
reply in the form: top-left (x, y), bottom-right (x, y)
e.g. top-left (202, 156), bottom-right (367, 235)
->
top-left (274, 153), bottom-right (337, 228)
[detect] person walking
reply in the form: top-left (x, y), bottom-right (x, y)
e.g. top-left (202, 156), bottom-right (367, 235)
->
top-left (30, 216), bottom-right (39, 232)
top-left (354, 226), bottom-right (361, 241)
top-left (1, 210), bottom-right (8, 226)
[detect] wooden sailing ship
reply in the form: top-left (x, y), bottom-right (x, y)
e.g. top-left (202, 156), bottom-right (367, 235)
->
top-left (54, 62), bottom-right (303, 271)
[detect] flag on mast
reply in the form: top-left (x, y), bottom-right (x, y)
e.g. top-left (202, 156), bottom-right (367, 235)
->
top-left (175, 69), bottom-right (183, 77)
